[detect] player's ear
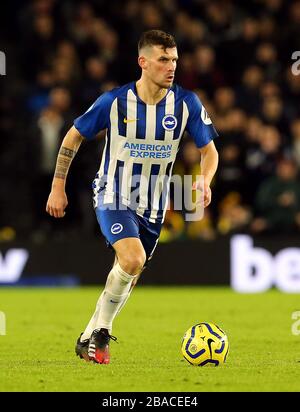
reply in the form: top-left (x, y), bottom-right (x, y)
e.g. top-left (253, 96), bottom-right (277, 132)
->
top-left (138, 55), bottom-right (148, 70)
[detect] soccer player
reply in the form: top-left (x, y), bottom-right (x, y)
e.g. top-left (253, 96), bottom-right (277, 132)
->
top-left (46, 30), bottom-right (219, 364)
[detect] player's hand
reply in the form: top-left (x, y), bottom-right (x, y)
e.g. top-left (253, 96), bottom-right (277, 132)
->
top-left (46, 190), bottom-right (68, 218)
top-left (192, 180), bottom-right (211, 208)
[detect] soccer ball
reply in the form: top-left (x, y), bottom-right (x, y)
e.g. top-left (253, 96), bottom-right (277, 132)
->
top-left (181, 322), bottom-right (229, 366)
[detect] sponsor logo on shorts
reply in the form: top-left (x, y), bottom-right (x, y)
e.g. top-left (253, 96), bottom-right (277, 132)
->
top-left (111, 223), bottom-right (123, 234)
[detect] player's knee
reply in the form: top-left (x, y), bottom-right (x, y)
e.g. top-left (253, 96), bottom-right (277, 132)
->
top-left (119, 252), bottom-right (146, 275)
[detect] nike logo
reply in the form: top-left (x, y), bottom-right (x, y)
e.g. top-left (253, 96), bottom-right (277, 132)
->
top-left (123, 118), bottom-right (139, 123)
top-left (207, 338), bottom-right (214, 358)
top-left (110, 299), bottom-right (119, 304)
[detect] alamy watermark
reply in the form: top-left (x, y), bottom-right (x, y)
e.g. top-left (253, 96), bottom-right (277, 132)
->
top-left (0, 311), bottom-right (6, 335)
top-left (291, 311), bottom-right (300, 336)
top-left (0, 51), bottom-right (6, 75)
top-left (291, 51), bottom-right (300, 75)
top-left (93, 171), bottom-right (205, 221)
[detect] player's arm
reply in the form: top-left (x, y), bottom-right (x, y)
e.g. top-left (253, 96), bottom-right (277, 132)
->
top-left (198, 141), bottom-right (219, 207)
top-left (194, 140), bottom-right (219, 208)
top-left (46, 91), bottom-right (112, 218)
top-left (46, 126), bottom-right (84, 218)
top-left (185, 92), bottom-right (219, 209)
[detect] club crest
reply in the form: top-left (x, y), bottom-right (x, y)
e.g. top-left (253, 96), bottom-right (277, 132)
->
top-left (162, 114), bottom-right (177, 131)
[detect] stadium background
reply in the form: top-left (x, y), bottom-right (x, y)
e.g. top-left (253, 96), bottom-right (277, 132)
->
top-left (1, 0), bottom-right (300, 290)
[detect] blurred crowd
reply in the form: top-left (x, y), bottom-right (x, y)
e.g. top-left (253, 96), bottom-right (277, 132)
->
top-left (1, 0), bottom-right (300, 242)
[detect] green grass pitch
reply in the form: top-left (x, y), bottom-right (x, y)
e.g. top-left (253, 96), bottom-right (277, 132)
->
top-left (0, 286), bottom-right (299, 392)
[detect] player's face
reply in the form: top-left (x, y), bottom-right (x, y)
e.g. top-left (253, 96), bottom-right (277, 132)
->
top-left (145, 46), bottom-right (178, 88)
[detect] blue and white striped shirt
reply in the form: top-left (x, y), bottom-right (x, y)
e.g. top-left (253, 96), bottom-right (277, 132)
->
top-left (74, 82), bottom-right (218, 223)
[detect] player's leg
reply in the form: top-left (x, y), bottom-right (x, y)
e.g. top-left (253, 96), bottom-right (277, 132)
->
top-left (93, 236), bottom-right (146, 332)
top-left (76, 208), bottom-right (161, 364)
top-left (77, 207), bottom-right (145, 363)
top-left (75, 247), bottom-right (143, 363)
top-left (88, 237), bottom-right (146, 363)
top-left (75, 256), bottom-right (118, 361)
top-left (79, 209), bottom-right (142, 337)
top-left (115, 216), bottom-right (161, 317)
top-left (78, 256), bottom-right (118, 340)
top-left (115, 268), bottom-right (142, 316)
top-left (91, 212), bottom-right (161, 332)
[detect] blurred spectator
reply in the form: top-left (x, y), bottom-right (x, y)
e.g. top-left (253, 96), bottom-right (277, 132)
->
top-left (237, 65), bottom-right (264, 114)
top-left (259, 81), bottom-right (280, 100)
top-left (159, 203), bottom-right (185, 243)
top-left (193, 44), bottom-right (224, 97)
top-left (214, 87), bottom-right (235, 116)
top-left (140, 3), bottom-right (163, 30)
top-left (80, 57), bottom-right (108, 106)
top-left (214, 142), bottom-right (246, 207)
top-left (283, 69), bottom-right (300, 119)
top-left (217, 192), bottom-right (252, 235)
top-left (30, 107), bottom-right (64, 233)
top-left (290, 118), bottom-right (300, 166)
top-left (21, 14), bottom-right (60, 81)
top-left (176, 53), bottom-right (199, 90)
top-left (260, 96), bottom-right (289, 136)
top-left (259, 15), bottom-right (277, 42)
top-left (255, 42), bottom-right (281, 80)
top-left (219, 17), bottom-right (260, 84)
top-left (173, 140), bottom-right (201, 219)
top-left (186, 209), bottom-right (216, 241)
top-left (26, 69), bottom-right (55, 114)
top-left (52, 40), bottom-right (81, 89)
top-left (251, 158), bottom-right (300, 234)
top-left (244, 125), bottom-right (283, 201)
top-left (69, 2), bottom-right (95, 47)
top-left (28, 87), bottom-right (74, 233)
top-left (48, 87), bottom-right (73, 117)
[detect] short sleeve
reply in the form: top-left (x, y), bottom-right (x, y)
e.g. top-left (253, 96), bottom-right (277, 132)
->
top-left (74, 92), bottom-right (113, 139)
top-left (185, 92), bottom-right (218, 148)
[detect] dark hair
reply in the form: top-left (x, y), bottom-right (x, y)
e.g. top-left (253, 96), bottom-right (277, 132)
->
top-left (138, 30), bottom-right (176, 53)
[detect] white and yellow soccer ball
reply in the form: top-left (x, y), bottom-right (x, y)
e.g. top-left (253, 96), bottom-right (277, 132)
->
top-left (181, 322), bottom-right (229, 366)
